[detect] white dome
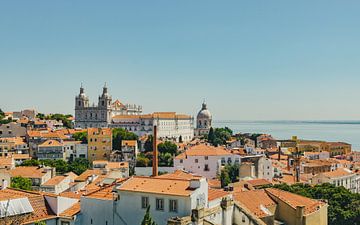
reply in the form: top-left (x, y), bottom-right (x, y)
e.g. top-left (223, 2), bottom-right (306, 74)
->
top-left (197, 102), bottom-right (212, 119)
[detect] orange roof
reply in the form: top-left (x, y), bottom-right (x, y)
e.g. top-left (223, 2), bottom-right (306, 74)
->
top-left (59, 191), bottom-right (82, 199)
top-left (157, 170), bottom-right (201, 180)
top-left (92, 161), bottom-right (129, 169)
top-left (276, 174), bottom-right (299, 185)
top-left (321, 168), bottom-right (353, 178)
top-left (0, 157), bottom-right (14, 167)
top-left (121, 140), bottom-right (137, 147)
top-left (247, 179), bottom-right (272, 187)
top-left (0, 137), bottom-right (27, 145)
top-left (233, 189), bottom-right (277, 218)
top-left (11, 153), bottom-right (31, 160)
top-left (208, 188), bottom-right (230, 201)
top-left (42, 176), bottom-right (67, 186)
top-left (9, 166), bottom-right (50, 179)
top-left (85, 184), bottom-right (116, 200)
top-left (208, 179), bottom-right (221, 189)
top-left (27, 130), bottom-right (69, 140)
top-left (118, 176), bottom-right (194, 197)
top-left (75, 169), bottom-right (102, 182)
top-left (38, 139), bottom-right (63, 147)
top-left (59, 202), bottom-right (80, 217)
top-left (0, 188), bottom-right (56, 223)
top-left (265, 188), bottom-right (326, 215)
top-left (113, 112), bottom-right (191, 120)
top-left (176, 144), bottom-right (232, 159)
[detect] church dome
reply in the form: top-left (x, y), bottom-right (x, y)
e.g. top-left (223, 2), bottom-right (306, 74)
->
top-left (197, 102), bottom-right (212, 119)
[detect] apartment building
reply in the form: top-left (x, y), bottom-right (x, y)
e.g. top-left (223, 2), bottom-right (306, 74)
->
top-left (174, 144), bottom-right (240, 179)
top-left (87, 128), bottom-right (112, 162)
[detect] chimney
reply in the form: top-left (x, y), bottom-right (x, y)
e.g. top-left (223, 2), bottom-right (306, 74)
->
top-left (278, 146), bottom-right (281, 161)
top-left (152, 125), bottom-right (158, 177)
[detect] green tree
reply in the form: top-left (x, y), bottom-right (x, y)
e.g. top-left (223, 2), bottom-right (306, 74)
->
top-left (21, 159), bottom-right (41, 167)
top-left (34, 221), bottom-right (46, 225)
top-left (112, 128), bottom-right (138, 150)
top-left (220, 169), bottom-right (231, 188)
top-left (36, 113), bottom-right (45, 120)
top-left (69, 158), bottom-right (90, 175)
top-left (141, 205), bottom-right (157, 225)
top-left (0, 109), bottom-right (4, 120)
top-left (158, 141), bottom-right (177, 155)
top-left (73, 131), bottom-right (88, 144)
top-left (159, 152), bottom-right (173, 167)
top-left (207, 127), bottom-right (232, 146)
top-left (136, 154), bottom-right (150, 167)
top-left (11, 176), bottom-right (32, 190)
top-left (144, 135), bottom-right (153, 152)
top-left (224, 164), bottom-right (239, 183)
top-left (208, 127), bottom-right (215, 143)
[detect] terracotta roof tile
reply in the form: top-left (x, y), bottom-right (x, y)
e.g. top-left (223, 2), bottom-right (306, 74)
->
top-left (175, 144), bottom-right (232, 159)
top-left (59, 202), bottom-right (80, 217)
top-left (265, 188), bottom-right (326, 215)
top-left (233, 189), bottom-right (276, 218)
top-left (9, 166), bottom-right (50, 179)
top-left (0, 188), bottom-right (56, 224)
top-left (321, 168), bottom-right (353, 178)
top-left (157, 170), bottom-right (201, 180)
top-left (118, 176), bottom-right (194, 197)
top-left (208, 188), bottom-right (230, 201)
top-left (42, 176), bottom-right (67, 186)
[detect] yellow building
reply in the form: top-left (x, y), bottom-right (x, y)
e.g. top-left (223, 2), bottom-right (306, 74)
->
top-left (87, 128), bottom-right (112, 162)
top-left (327, 142), bottom-right (351, 156)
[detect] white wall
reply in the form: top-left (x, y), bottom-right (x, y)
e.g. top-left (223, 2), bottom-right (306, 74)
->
top-left (115, 191), bottom-right (191, 225)
top-left (174, 154), bottom-right (240, 179)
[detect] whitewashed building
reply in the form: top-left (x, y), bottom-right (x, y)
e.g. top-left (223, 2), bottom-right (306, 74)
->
top-left (80, 170), bottom-right (234, 225)
top-left (111, 112), bottom-right (194, 142)
top-left (174, 144), bottom-right (240, 179)
top-left (63, 140), bottom-right (88, 161)
top-left (312, 168), bottom-right (359, 193)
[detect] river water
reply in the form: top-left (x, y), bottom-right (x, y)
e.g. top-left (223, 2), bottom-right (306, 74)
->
top-left (213, 120), bottom-right (360, 150)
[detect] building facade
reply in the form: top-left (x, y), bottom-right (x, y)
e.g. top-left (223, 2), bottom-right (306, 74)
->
top-left (111, 112), bottom-right (194, 142)
top-left (75, 84), bottom-right (142, 128)
top-left (174, 144), bottom-right (240, 179)
top-left (87, 128), bottom-right (112, 162)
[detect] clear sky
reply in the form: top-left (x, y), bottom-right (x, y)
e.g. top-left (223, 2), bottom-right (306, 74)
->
top-left (1, 1), bottom-right (360, 120)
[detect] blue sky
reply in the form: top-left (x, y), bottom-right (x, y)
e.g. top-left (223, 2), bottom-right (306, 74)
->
top-left (1, 1), bottom-right (360, 120)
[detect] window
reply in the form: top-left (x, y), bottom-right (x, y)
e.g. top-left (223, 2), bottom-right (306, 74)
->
top-left (61, 221), bottom-right (70, 225)
top-left (169, 199), bottom-right (178, 212)
top-left (195, 159), bottom-right (198, 163)
top-left (156, 198), bottom-right (164, 211)
top-left (90, 219), bottom-right (93, 224)
top-left (204, 156), bottom-right (208, 160)
top-left (180, 159), bottom-right (183, 163)
top-left (204, 164), bottom-right (209, 171)
top-left (141, 196), bottom-right (149, 209)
